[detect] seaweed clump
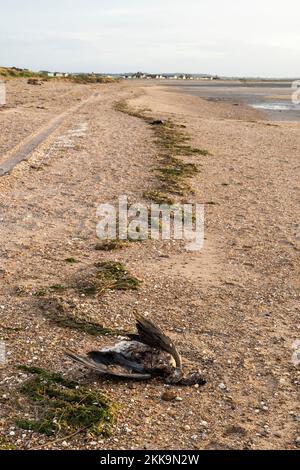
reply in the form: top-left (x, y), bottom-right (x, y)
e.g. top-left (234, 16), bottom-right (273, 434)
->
top-left (77, 262), bottom-right (142, 297)
top-left (114, 100), bottom-right (210, 204)
top-left (16, 366), bottom-right (117, 437)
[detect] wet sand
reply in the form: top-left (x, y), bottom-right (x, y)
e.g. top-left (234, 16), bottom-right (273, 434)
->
top-left (158, 80), bottom-right (300, 121)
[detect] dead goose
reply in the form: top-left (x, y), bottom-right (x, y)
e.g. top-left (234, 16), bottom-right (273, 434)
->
top-left (66, 315), bottom-right (205, 386)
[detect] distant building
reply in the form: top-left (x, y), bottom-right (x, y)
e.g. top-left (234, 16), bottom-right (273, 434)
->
top-left (47, 72), bottom-right (69, 78)
top-left (122, 72), bottom-right (217, 81)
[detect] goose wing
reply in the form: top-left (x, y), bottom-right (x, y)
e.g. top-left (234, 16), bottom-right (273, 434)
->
top-left (88, 344), bottom-right (147, 374)
top-left (134, 314), bottom-right (182, 370)
top-left (65, 349), bottom-right (151, 380)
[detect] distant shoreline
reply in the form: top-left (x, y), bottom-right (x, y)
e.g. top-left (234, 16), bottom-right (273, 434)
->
top-left (153, 80), bottom-right (300, 122)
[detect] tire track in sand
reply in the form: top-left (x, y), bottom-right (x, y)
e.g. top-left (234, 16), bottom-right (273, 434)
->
top-left (0, 92), bottom-right (99, 176)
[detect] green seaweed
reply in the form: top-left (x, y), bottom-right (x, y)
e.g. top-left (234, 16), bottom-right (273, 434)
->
top-left (16, 366), bottom-right (117, 437)
top-left (77, 262), bottom-right (142, 297)
top-left (114, 100), bottom-right (210, 203)
top-left (95, 240), bottom-right (125, 251)
top-left (65, 258), bottom-right (79, 264)
top-left (143, 190), bottom-right (175, 205)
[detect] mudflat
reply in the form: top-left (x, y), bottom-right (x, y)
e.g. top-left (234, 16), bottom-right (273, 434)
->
top-left (156, 79), bottom-right (300, 121)
top-left (0, 79), bottom-right (299, 450)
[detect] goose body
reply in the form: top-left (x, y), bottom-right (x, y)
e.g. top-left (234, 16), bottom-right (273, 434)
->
top-left (89, 340), bottom-right (176, 375)
top-left (66, 315), bottom-right (206, 386)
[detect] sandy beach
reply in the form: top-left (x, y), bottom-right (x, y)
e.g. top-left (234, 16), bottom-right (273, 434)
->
top-left (0, 79), bottom-right (299, 450)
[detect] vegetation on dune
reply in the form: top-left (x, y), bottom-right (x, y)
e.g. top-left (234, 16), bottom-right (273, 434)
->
top-left (16, 366), bottom-right (117, 437)
top-left (68, 74), bottom-right (116, 84)
top-left (0, 67), bottom-right (117, 84)
top-left (0, 67), bottom-right (48, 79)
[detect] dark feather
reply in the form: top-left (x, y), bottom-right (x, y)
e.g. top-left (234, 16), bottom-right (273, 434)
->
top-left (88, 350), bottom-right (146, 373)
top-left (65, 316), bottom-right (183, 383)
top-left (65, 349), bottom-right (151, 380)
top-left (135, 314), bottom-right (182, 370)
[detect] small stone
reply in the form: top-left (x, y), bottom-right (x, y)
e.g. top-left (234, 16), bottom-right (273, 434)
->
top-left (296, 437), bottom-right (300, 448)
top-left (219, 383), bottom-right (226, 390)
top-left (200, 420), bottom-right (208, 427)
top-left (161, 391), bottom-right (177, 402)
top-left (184, 425), bottom-right (191, 431)
top-left (175, 396), bottom-right (183, 402)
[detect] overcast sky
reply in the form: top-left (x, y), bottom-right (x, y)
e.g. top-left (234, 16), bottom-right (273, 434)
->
top-left (0, 0), bottom-right (299, 77)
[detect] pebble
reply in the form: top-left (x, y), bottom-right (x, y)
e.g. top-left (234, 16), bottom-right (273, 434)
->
top-left (161, 391), bottom-right (177, 402)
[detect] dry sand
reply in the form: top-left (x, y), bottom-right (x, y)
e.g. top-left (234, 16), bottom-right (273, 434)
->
top-left (0, 79), bottom-right (299, 450)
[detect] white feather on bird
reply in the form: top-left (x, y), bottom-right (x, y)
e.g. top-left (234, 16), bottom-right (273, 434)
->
top-left (66, 315), bottom-right (206, 386)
